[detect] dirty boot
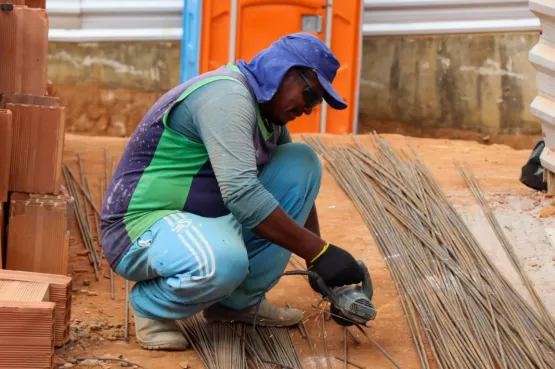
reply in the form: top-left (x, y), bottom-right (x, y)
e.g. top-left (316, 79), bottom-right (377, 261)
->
top-left (203, 299), bottom-right (303, 327)
top-left (134, 313), bottom-right (189, 351)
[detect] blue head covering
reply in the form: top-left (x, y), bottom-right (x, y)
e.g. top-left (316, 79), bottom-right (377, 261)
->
top-left (236, 32), bottom-right (347, 110)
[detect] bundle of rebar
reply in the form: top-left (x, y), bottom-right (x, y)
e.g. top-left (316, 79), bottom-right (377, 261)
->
top-left (177, 314), bottom-right (304, 369)
top-left (303, 134), bottom-right (555, 369)
top-left (177, 315), bottom-right (219, 368)
top-left (245, 326), bottom-right (304, 369)
top-left (214, 321), bottom-right (247, 369)
top-left (63, 161), bottom-right (102, 281)
top-left (62, 148), bottom-right (120, 291)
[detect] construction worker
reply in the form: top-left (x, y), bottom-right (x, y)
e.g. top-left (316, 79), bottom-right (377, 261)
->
top-left (100, 33), bottom-right (364, 350)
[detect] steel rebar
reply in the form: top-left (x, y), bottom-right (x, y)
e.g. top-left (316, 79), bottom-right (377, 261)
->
top-left (63, 165), bottom-right (99, 280)
top-left (177, 316), bottom-right (302, 369)
top-left (124, 280), bottom-right (129, 339)
top-left (301, 133), bottom-right (555, 369)
top-left (101, 149), bottom-right (116, 300)
top-left (334, 356), bottom-right (366, 369)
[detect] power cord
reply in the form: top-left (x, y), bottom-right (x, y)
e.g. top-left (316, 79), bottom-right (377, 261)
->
top-left (252, 270), bottom-right (377, 337)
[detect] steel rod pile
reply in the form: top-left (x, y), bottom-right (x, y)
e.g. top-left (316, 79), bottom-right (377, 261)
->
top-left (63, 149), bottom-right (120, 281)
top-left (214, 321), bottom-right (247, 369)
top-left (104, 147), bottom-right (116, 300)
top-left (63, 163), bottom-right (101, 280)
top-left (303, 134), bottom-right (555, 369)
top-left (177, 315), bottom-right (219, 368)
top-left (455, 161), bottom-right (555, 334)
top-left (177, 315), bottom-right (304, 369)
top-left (245, 326), bottom-right (304, 369)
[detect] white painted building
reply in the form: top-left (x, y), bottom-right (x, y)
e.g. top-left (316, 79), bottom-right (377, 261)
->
top-left (46, 0), bottom-right (539, 42)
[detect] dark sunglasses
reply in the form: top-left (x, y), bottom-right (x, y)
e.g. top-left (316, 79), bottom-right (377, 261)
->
top-left (297, 70), bottom-right (324, 108)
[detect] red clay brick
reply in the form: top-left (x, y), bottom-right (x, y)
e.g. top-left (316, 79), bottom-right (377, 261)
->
top-left (6, 104), bottom-right (65, 194)
top-left (25, 0), bottom-right (46, 8)
top-left (0, 110), bottom-right (12, 202)
top-left (0, 6), bottom-right (48, 96)
top-left (0, 6), bottom-right (23, 94)
top-left (21, 6), bottom-right (48, 95)
top-left (7, 191), bottom-right (74, 276)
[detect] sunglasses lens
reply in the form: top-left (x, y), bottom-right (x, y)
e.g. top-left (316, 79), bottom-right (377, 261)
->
top-left (303, 88), bottom-right (322, 107)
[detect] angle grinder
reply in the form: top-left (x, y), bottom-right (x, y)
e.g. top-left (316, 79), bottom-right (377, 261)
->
top-left (309, 260), bottom-right (377, 326)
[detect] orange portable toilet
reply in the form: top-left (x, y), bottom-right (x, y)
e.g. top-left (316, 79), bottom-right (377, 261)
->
top-left (199, 0), bottom-right (363, 134)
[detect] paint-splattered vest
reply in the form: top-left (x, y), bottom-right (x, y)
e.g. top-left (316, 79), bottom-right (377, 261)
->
top-left (100, 64), bottom-right (281, 268)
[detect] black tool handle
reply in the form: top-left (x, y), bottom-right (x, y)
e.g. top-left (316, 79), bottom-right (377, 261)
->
top-left (357, 260), bottom-right (374, 300)
top-left (307, 271), bottom-right (338, 302)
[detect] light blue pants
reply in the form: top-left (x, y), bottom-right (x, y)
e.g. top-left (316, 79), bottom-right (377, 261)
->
top-left (114, 142), bottom-right (322, 320)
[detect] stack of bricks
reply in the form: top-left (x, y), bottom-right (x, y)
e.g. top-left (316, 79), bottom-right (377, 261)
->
top-left (0, 1), bottom-right (74, 367)
top-left (0, 269), bottom-right (72, 368)
top-left (0, 269), bottom-right (72, 347)
top-left (0, 0), bottom-right (73, 274)
top-left (0, 279), bottom-right (54, 368)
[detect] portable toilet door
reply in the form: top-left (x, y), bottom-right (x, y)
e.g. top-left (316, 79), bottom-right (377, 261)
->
top-left (327, 0), bottom-right (363, 135)
top-left (199, 0), bottom-right (362, 134)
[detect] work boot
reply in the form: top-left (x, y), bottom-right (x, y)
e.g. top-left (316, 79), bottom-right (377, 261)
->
top-left (203, 299), bottom-right (303, 327)
top-left (134, 313), bottom-right (189, 351)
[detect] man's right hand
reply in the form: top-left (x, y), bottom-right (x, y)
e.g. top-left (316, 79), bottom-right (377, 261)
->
top-left (307, 243), bottom-right (364, 295)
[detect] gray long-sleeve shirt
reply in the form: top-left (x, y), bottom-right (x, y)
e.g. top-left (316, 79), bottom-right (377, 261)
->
top-left (166, 79), bottom-right (291, 228)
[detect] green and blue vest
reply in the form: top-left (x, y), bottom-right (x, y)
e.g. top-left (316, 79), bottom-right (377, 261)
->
top-left (100, 64), bottom-right (282, 268)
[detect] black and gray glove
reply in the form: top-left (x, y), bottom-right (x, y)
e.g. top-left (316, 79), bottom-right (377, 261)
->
top-left (308, 243), bottom-right (364, 295)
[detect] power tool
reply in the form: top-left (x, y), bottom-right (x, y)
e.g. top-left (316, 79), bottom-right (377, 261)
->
top-left (253, 260), bottom-right (376, 333)
top-left (309, 260), bottom-right (377, 326)
top-left (251, 261), bottom-right (377, 369)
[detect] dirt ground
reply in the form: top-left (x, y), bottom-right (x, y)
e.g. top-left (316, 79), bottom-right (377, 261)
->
top-left (54, 133), bottom-right (554, 369)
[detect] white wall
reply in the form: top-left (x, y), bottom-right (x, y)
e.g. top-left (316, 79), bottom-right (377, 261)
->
top-left (363, 0), bottom-right (539, 35)
top-left (46, 0), bottom-right (540, 42)
top-left (47, 0), bottom-right (183, 41)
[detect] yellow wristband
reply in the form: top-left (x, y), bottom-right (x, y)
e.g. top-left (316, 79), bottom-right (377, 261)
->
top-left (310, 242), bottom-right (330, 264)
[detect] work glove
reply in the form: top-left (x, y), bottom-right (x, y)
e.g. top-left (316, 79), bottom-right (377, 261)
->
top-left (307, 243), bottom-right (364, 296)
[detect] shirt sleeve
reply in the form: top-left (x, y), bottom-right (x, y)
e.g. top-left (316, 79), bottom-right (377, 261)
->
top-left (189, 80), bottom-right (279, 229)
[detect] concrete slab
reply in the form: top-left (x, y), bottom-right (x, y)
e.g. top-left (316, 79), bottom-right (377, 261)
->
top-left (452, 193), bottom-right (555, 315)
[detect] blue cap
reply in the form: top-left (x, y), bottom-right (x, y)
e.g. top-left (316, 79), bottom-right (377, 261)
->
top-left (280, 33), bottom-right (347, 110)
top-left (236, 32), bottom-right (347, 110)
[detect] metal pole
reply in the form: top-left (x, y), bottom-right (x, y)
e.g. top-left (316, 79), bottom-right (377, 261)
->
top-left (124, 280), bottom-right (130, 339)
top-left (110, 269), bottom-right (115, 299)
top-left (352, 0), bottom-right (364, 134)
top-left (228, 0), bottom-right (238, 63)
top-left (319, 0), bottom-right (334, 134)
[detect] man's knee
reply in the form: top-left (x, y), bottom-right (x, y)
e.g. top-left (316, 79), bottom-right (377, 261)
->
top-left (211, 247), bottom-right (250, 296)
top-left (162, 243), bottom-right (249, 300)
top-left (274, 142), bottom-right (322, 188)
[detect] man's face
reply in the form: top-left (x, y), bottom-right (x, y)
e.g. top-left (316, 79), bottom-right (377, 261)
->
top-left (266, 68), bottom-right (325, 126)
